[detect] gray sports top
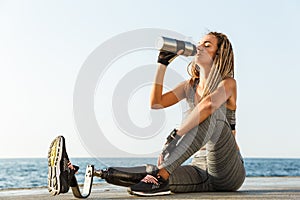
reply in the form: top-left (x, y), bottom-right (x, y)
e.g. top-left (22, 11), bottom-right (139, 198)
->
top-left (185, 78), bottom-right (236, 130)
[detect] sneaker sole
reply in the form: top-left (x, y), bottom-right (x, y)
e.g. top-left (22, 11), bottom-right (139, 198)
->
top-left (128, 188), bottom-right (171, 197)
top-left (48, 136), bottom-right (64, 196)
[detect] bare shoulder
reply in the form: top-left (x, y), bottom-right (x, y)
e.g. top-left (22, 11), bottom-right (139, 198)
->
top-left (223, 77), bottom-right (236, 86)
top-left (218, 77), bottom-right (236, 91)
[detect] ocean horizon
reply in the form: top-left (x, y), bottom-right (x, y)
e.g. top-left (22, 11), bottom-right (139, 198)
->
top-left (1, 157), bottom-right (300, 190)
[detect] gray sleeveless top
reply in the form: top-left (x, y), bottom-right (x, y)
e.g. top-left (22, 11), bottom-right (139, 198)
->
top-left (185, 78), bottom-right (236, 130)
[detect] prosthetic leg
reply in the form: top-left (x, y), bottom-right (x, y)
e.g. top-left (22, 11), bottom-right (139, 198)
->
top-left (69, 164), bottom-right (158, 198)
top-left (69, 129), bottom-right (178, 198)
top-left (48, 135), bottom-right (159, 198)
top-left (94, 164), bottom-right (158, 187)
top-left (70, 165), bottom-right (94, 198)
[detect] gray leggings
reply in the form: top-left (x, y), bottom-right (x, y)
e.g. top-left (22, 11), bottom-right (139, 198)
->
top-left (163, 105), bottom-right (246, 192)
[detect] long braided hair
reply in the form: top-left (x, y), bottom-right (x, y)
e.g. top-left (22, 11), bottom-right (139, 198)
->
top-left (187, 32), bottom-right (234, 101)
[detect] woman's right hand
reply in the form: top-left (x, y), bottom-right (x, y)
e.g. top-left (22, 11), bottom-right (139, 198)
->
top-left (157, 49), bottom-right (184, 67)
top-left (157, 51), bottom-right (178, 66)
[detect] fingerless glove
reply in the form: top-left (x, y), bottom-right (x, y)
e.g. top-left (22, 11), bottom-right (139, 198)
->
top-left (157, 51), bottom-right (178, 66)
top-left (161, 129), bottom-right (181, 158)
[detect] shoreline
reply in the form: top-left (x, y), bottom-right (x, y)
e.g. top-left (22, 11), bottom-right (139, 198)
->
top-left (1, 177), bottom-right (300, 199)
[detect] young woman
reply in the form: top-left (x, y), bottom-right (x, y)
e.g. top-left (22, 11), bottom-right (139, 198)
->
top-left (48, 32), bottom-right (245, 197)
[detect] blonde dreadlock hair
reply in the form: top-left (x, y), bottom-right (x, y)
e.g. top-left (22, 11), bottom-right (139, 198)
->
top-left (187, 32), bottom-right (234, 101)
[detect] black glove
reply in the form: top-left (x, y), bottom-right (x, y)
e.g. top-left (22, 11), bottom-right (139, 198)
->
top-left (157, 51), bottom-right (178, 66)
top-left (161, 129), bottom-right (181, 158)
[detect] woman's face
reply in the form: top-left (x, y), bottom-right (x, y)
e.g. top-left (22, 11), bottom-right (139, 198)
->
top-left (195, 34), bottom-right (218, 67)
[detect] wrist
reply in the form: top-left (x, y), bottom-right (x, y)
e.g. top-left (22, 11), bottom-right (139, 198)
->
top-left (165, 129), bottom-right (181, 144)
top-left (175, 129), bottom-right (184, 137)
top-left (171, 129), bottom-right (181, 140)
top-left (158, 63), bottom-right (168, 69)
top-left (168, 129), bottom-right (181, 141)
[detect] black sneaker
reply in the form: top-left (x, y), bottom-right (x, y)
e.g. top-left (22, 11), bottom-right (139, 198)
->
top-left (48, 135), bottom-right (77, 195)
top-left (128, 174), bottom-right (171, 196)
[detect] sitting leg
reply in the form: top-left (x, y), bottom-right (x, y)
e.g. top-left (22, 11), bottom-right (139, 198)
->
top-left (169, 165), bottom-right (211, 193)
top-left (129, 105), bottom-right (245, 195)
top-left (205, 121), bottom-right (245, 191)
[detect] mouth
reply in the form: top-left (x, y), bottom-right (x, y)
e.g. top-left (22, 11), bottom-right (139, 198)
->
top-left (196, 50), bottom-right (203, 56)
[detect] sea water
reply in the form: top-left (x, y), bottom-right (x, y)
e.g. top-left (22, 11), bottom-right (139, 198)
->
top-left (0, 158), bottom-right (300, 190)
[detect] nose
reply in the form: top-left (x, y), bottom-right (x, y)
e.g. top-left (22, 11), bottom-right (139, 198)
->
top-left (197, 44), bottom-right (204, 52)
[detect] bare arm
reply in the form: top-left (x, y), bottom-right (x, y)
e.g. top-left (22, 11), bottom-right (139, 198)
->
top-left (176, 78), bottom-right (236, 136)
top-left (150, 64), bottom-right (187, 109)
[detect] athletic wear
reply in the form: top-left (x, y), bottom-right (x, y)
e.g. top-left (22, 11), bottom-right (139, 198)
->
top-left (92, 77), bottom-right (244, 194)
top-left (157, 51), bottom-right (178, 66)
top-left (185, 78), bottom-right (236, 130)
top-left (162, 80), bottom-right (245, 192)
top-left (161, 129), bottom-right (181, 158)
top-left (129, 78), bottom-right (245, 194)
top-left (48, 136), bottom-right (77, 195)
top-left (226, 109), bottom-right (236, 130)
top-left (128, 174), bottom-right (171, 196)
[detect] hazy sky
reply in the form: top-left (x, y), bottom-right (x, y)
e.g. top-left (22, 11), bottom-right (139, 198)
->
top-left (1, 0), bottom-right (300, 158)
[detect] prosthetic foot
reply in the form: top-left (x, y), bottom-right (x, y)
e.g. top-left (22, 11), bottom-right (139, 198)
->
top-left (48, 135), bottom-right (94, 198)
top-left (48, 135), bottom-right (158, 198)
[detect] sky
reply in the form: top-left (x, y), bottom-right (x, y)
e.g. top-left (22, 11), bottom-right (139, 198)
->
top-left (0, 0), bottom-right (300, 158)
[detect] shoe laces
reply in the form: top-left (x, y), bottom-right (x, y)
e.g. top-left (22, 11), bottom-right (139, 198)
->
top-left (141, 174), bottom-right (159, 185)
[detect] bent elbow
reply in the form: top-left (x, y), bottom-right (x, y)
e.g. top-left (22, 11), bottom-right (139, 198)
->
top-left (151, 104), bottom-right (164, 109)
top-left (150, 98), bottom-right (164, 109)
